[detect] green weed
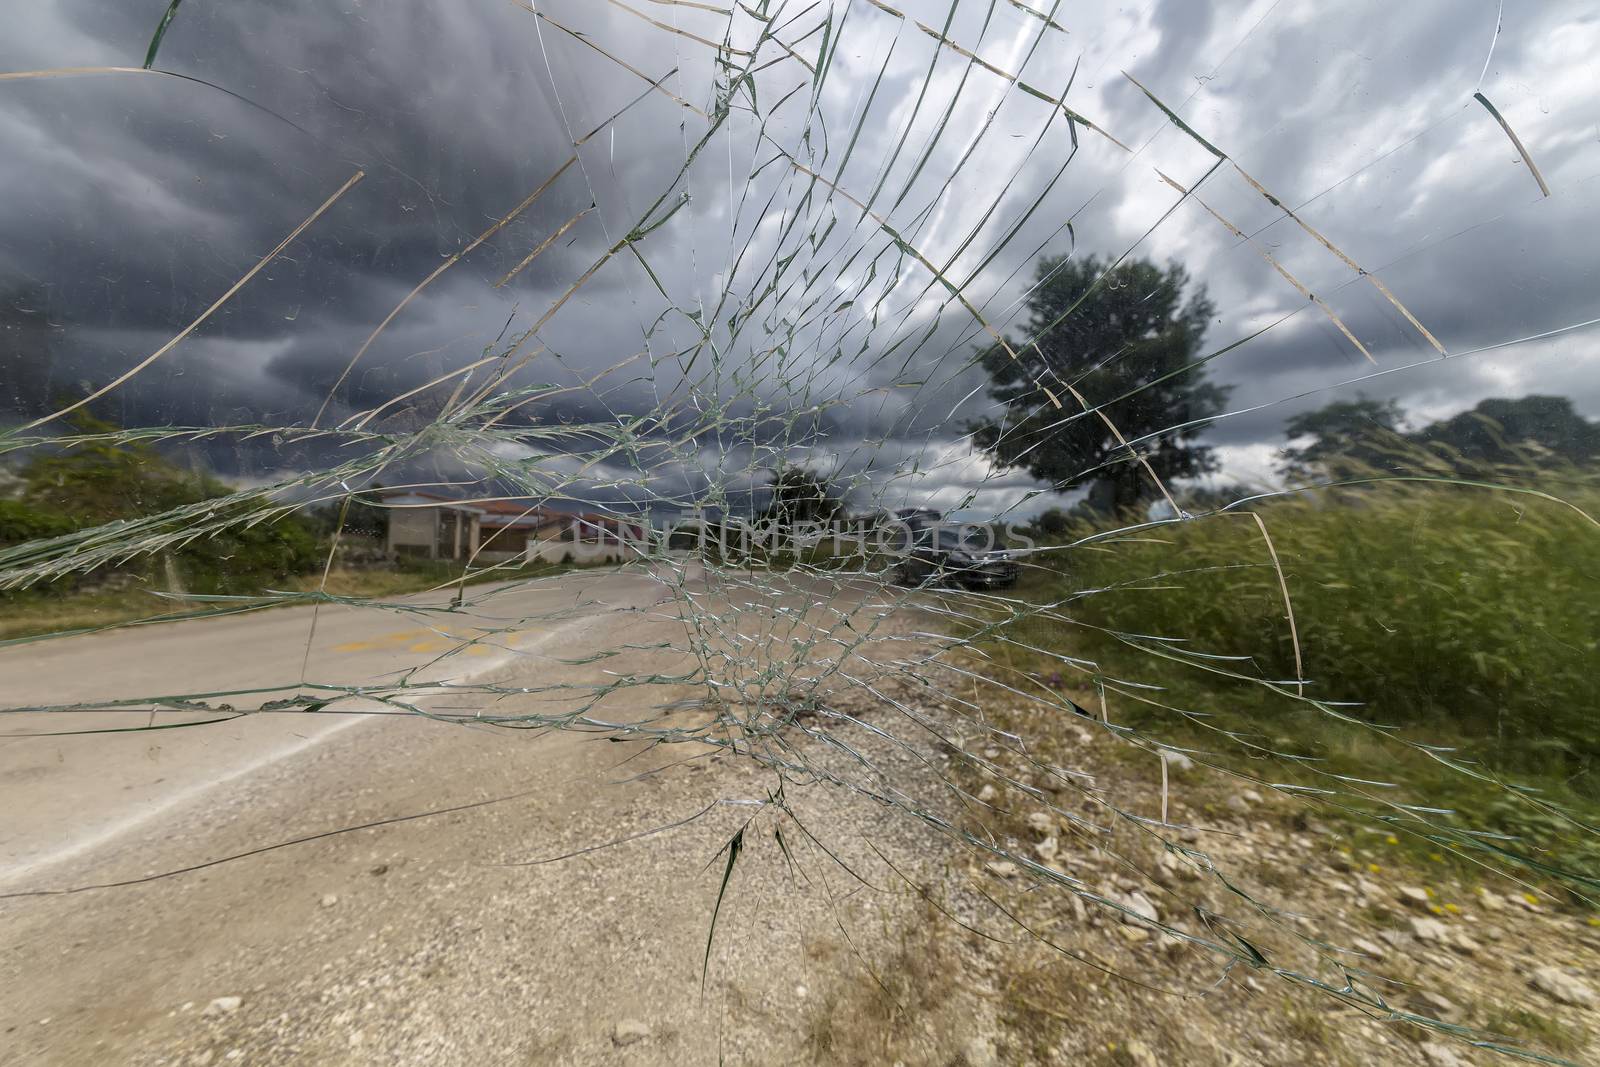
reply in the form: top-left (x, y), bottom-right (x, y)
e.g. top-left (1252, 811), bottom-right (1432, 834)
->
top-left (991, 459), bottom-right (1600, 888)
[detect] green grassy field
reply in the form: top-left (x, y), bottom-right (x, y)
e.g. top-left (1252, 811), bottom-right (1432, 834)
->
top-left (0, 554), bottom-right (603, 643)
top-left (986, 470), bottom-right (1600, 885)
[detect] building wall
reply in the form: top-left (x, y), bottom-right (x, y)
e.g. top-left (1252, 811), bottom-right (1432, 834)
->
top-left (388, 507), bottom-right (437, 557)
top-left (478, 525), bottom-right (529, 554)
top-left (524, 539), bottom-right (632, 565)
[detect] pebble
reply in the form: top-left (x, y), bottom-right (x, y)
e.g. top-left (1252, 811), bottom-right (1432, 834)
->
top-left (1409, 917), bottom-right (1448, 943)
top-left (203, 997), bottom-right (243, 1017)
top-left (1122, 1037), bottom-right (1159, 1067)
top-left (1420, 1043), bottom-right (1466, 1067)
top-left (964, 1035), bottom-right (999, 1067)
top-left (1414, 990), bottom-right (1459, 1019)
top-left (1158, 850), bottom-right (1198, 881)
top-left (1025, 812), bottom-right (1054, 836)
top-left (1121, 890), bottom-right (1160, 925)
top-left (1034, 836), bottom-right (1059, 862)
top-left (612, 1019), bottom-right (652, 1046)
top-left (1160, 751), bottom-right (1194, 772)
top-left (1530, 966), bottom-right (1597, 1007)
top-left (1351, 937), bottom-right (1386, 961)
top-left (1398, 886), bottom-right (1430, 908)
top-left (320, 894), bottom-right (339, 908)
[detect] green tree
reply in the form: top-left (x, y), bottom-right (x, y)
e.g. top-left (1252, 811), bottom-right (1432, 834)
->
top-left (10, 408), bottom-right (321, 593)
top-left (1031, 507), bottom-right (1070, 538)
top-left (1279, 393), bottom-right (1600, 480)
top-left (1415, 395), bottom-right (1600, 466)
top-left (1277, 394), bottom-right (1407, 480)
top-left (21, 411), bottom-right (214, 524)
top-left (0, 500), bottom-right (76, 545)
top-left (760, 465), bottom-right (843, 526)
top-left (308, 485), bottom-right (389, 541)
top-left (971, 255), bottom-right (1228, 514)
top-left (1174, 482), bottom-right (1255, 513)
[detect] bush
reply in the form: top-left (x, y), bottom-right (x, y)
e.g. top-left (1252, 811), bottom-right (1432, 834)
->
top-left (173, 510), bottom-right (324, 594)
top-left (6, 410), bottom-right (325, 596)
top-left (1007, 468), bottom-right (1600, 798)
top-left (0, 500), bottom-right (76, 544)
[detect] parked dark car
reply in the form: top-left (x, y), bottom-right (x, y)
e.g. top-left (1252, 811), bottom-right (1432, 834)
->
top-left (892, 525), bottom-right (1018, 589)
top-left (888, 506), bottom-right (942, 527)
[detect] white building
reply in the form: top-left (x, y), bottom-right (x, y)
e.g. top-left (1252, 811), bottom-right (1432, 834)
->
top-left (381, 492), bottom-right (645, 565)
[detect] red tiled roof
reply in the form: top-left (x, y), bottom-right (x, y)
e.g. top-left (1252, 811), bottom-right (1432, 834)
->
top-left (475, 499), bottom-right (552, 516)
top-left (382, 490), bottom-right (453, 503)
top-left (380, 492), bottom-right (639, 528)
top-left (481, 512), bottom-right (566, 530)
top-left (571, 512), bottom-right (643, 528)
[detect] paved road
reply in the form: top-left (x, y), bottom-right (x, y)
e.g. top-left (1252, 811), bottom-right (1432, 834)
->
top-left (0, 565), bottom-right (691, 885)
top-left (0, 564), bottom-right (934, 1065)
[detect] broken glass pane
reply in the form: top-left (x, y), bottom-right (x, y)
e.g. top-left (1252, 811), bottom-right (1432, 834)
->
top-left (2, 1), bottom-right (1598, 1063)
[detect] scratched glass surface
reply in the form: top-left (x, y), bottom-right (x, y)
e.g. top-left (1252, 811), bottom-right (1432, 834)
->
top-left (2, 2), bottom-right (1598, 1064)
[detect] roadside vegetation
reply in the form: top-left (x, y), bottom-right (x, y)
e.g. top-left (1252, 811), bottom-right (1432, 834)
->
top-left (0, 546), bottom-right (599, 643)
top-left (0, 410), bottom-right (603, 642)
top-left (996, 437), bottom-right (1600, 887)
top-left (803, 417), bottom-right (1600, 1065)
top-left (1, 411), bottom-right (316, 638)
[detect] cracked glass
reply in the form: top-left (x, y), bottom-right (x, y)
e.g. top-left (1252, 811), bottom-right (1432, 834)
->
top-left (2, 1), bottom-right (1598, 1064)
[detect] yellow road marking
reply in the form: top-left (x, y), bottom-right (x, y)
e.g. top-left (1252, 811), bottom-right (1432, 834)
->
top-left (336, 625), bottom-right (545, 655)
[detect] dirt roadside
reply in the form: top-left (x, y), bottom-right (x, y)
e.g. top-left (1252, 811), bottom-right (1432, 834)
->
top-left (2, 581), bottom-right (1596, 1066)
top-left (804, 676), bottom-right (1600, 1067)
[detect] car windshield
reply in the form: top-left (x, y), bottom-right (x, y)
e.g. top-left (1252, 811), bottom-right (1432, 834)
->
top-left (7, 3), bottom-right (1600, 1065)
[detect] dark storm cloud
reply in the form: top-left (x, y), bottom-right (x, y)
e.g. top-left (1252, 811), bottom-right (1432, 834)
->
top-left (0, 0), bottom-right (681, 429)
top-left (3, 0), bottom-right (1598, 510)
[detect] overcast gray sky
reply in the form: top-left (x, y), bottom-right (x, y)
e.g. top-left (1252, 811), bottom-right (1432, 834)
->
top-left (3, 0), bottom-right (1597, 517)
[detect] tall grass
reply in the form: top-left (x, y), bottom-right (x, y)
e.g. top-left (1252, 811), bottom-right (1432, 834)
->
top-left (1001, 450), bottom-right (1600, 881)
